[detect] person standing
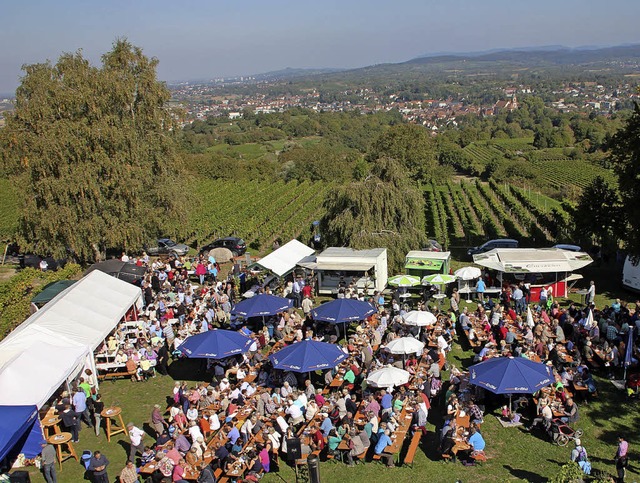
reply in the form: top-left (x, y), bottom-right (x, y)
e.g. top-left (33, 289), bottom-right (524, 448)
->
top-left (88, 450), bottom-right (109, 483)
top-left (40, 442), bottom-right (57, 483)
top-left (475, 278), bottom-right (486, 303)
top-left (93, 394), bottom-right (104, 437)
top-left (151, 404), bottom-right (166, 437)
top-left (615, 435), bottom-right (629, 483)
top-left (586, 281), bottom-right (596, 306)
top-left (127, 422), bottom-right (146, 463)
top-left (118, 460), bottom-right (138, 483)
top-left (72, 385), bottom-right (93, 429)
top-left (60, 404), bottom-right (80, 443)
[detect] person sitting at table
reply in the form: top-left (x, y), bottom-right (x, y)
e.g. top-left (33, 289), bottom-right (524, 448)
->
top-left (460, 427), bottom-right (486, 462)
top-left (439, 419), bottom-right (457, 459)
top-left (305, 399), bottom-right (319, 422)
top-left (373, 428), bottom-right (395, 468)
top-left (140, 446), bottom-right (155, 466)
top-left (561, 397), bottom-right (579, 424)
top-left (530, 400), bottom-right (553, 431)
top-left (468, 401), bottom-right (484, 425)
top-left (326, 428), bottom-right (342, 458)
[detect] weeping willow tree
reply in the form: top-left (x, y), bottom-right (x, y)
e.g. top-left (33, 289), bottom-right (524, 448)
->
top-left (0, 39), bottom-right (186, 262)
top-left (320, 157), bottom-right (428, 272)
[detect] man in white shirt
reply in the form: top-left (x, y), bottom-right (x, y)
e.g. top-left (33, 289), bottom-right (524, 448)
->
top-left (286, 401), bottom-right (304, 426)
top-left (127, 423), bottom-right (146, 462)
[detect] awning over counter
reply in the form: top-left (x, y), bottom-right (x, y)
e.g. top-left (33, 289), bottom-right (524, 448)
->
top-left (473, 248), bottom-right (593, 273)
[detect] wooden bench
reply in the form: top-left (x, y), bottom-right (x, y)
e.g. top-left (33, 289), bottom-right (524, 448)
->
top-left (441, 453), bottom-right (452, 462)
top-left (97, 368), bottom-right (136, 381)
top-left (403, 431), bottom-right (422, 468)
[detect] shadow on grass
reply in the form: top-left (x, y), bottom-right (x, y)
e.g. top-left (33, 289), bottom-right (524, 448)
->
top-left (503, 464), bottom-right (545, 482)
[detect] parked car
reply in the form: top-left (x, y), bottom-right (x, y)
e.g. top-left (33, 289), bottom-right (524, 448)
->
top-left (146, 238), bottom-right (190, 257)
top-left (552, 244), bottom-right (582, 252)
top-left (422, 239), bottom-right (443, 252)
top-left (199, 237), bottom-right (247, 257)
top-left (468, 238), bottom-right (519, 257)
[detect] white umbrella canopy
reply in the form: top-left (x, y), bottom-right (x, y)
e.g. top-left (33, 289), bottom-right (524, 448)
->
top-left (366, 366), bottom-right (411, 388)
top-left (526, 306), bottom-right (535, 328)
top-left (385, 337), bottom-right (425, 355)
top-left (422, 274), bottom-right (457, 285)
top-left (388, 275), bottom-right (421, 287)
top-left (454, 266), bottom-right (482, 280)
top-left (402, 310), bottom-right (437, 327)
top-left (587, 309), bottom-right (595, 328)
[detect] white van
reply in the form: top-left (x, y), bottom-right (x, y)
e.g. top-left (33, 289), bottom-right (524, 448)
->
top-left (623, 255), bottom-right (640, 292)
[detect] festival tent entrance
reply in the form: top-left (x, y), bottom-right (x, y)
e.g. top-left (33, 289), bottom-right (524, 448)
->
top-left (0, 270), bottom-right (143, 407)
top-left (0, 405), bottom-right (45, 463)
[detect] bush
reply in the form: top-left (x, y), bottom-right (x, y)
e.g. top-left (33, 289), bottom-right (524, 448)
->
top-left (0, 264), bottom-right (82, 340)
top-left (549, 462), bottom-right (585, 483)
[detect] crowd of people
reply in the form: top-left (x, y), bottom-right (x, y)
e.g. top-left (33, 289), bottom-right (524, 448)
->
top-left (35, 252), bottom-right (637, 483)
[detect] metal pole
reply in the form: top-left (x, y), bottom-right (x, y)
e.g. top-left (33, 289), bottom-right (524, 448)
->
top-left (308, 453), bottom-right (321, 483)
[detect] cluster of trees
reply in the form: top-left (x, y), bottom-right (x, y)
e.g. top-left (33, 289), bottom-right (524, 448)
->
top-left (0, 40), bottom-right (186, 262)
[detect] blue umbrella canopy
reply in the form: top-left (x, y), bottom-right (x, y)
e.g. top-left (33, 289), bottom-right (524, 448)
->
top-left (179, 329), bottom-right (253, 359)
top-left (269, 340), bottom-right (347, 373)
top-left (311, 298), bottom-right (376, 324)
top-left (468, 356), bottom-right (553, 394)
top-left (231, 293), bottom-right (293, 318)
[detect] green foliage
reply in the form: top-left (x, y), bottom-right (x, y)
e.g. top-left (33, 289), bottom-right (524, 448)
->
top-left (0, 264), bottom-right (82, 340)
top-left (279, 141), bottom-right (360, 182)
top-left (0, 179), bottom-right (19, 241)
top-left (367, 124), bottom-right (437, 181)
top-left (320, 157), bottom-right (427, 272)
top-left (573, 175), bottom-right (622, 248)
top-left (0, 39), bottom-right (187, 262)
top-left (549, 461), bottom-right (585, 483)
top-left (610, 102), bottom-right (640, 259)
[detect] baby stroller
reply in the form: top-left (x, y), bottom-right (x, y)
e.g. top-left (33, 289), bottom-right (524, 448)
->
top-left (546, 418), bottom-right (583, 446)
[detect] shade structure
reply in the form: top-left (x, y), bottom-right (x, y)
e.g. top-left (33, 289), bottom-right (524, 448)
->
top-left (0, 405), bottom-right (45, 462)
top-left (269, 340), bottom-right (347, 373)
top-left (179, 329), bottom-right (253, 359)
top-left (422, 274), bottom-right (457, 285)
top-left (468, 357), bottom-right (553, 394)
top-left (388, 275), bottom-right (421, 287)
top-left (231, 294), bottom-right (293, 318)
top-left (385, 337), bottom-right (425, 355)
top-left (526, 306), bottom-right (535, 328)
top-left (366, 366), bottom-right (411, 388)
top-left (85, 259), bottom-right (147, 285)
top-left (402, 310), bottom-right (437, 327)
top-left (454, 266), bottom-right (482, 281)
top-left (311, 299), bottom-right (376, 324)
top-left (586, 309), bottom-right (594, 328)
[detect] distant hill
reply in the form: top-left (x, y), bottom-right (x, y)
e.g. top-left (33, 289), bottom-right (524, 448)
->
top-left (251, 67), bottom-right (346, 82)
top-left (407, 44), bottom-right (640, 66)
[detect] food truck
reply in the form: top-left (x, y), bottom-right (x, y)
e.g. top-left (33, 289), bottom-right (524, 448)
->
top-left (404, 250), bottom-right (451, 277)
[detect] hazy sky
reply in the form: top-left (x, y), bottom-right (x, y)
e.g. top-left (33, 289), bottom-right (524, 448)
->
top-left (2, 0), bottom-right (639, 94)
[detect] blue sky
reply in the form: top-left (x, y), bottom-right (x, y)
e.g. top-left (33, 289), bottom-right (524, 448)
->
top-left (1, 0), bottom-right (639, 93)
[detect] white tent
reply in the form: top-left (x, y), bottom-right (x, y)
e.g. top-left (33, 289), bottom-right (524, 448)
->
top-left (0, 270), bottom-right (142, 407)
top-left (2, 270), bottom-right (142, 351)
top-left (249, 239), bottom-right (315, 277)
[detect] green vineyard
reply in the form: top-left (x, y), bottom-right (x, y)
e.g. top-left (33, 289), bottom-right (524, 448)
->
top-left (425, 179), bottom-right (570, 248)
top-left (180, 179), bottom-right (332, 251)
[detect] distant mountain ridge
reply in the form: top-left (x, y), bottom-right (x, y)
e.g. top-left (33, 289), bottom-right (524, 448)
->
top-left (405, 44), bottom-right (640, 66)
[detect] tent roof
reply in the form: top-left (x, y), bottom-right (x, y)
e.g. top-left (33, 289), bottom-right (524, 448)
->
top-left (249, 239), bottom-right (315, 277)
top-left (30, 280), bottom-right (76, 306)
top-left (0, 405), bottom-right (44, 462)
top-left (318, 247), bottom-right (386, 260)
top-left (473, 248), bottom-right (593, 273)
top-left (0, 270), bottom-right (142, 407)
top-left (406, 250), bottom-right (451, 260)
